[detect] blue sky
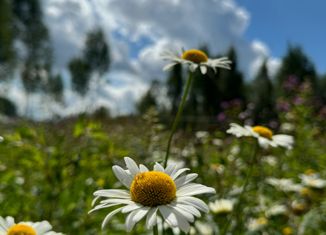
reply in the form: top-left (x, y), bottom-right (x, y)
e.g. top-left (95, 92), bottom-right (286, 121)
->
top-left (240, 0), bottom-right (326, 74)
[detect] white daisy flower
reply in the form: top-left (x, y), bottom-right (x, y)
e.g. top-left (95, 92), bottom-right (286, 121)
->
top-left (265, 204), bottom-right (288, 218)
top-left (162, 49), bottom-right (232, 74)
top-left (90, 157), bottom-right (215, 233)
top-left (226, 123), bottom-right (294, 149)
top-left (0, 216), bottom-right (63, 235)
top-left (266, 178), bottom-right (302, 192)
top-left (299, 173), bottom-right (326, 189)
top-left (209, 199), bottom-right (234, 214)
top-left (247, 217), bottom-right (268, 231)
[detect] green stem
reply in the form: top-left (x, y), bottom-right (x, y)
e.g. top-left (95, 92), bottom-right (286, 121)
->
top-left (153, 225), bottom-right (159, 235)
top-left (164, 72), bottom-right (194, 168)
top-left (220, 142), bottom-right (258, 235)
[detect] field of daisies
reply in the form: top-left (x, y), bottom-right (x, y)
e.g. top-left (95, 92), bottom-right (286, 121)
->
top-left (1, 49), bottom-right (326, 235)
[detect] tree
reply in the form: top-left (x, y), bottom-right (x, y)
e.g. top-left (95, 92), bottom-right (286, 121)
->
top-left (137, 81), bottom-right (159, 114)
top-left (219, 47), bottom-right (245, 103)
top-left (167, 64), bottom-right (183, 115)
top-left (83, 28), bottom-right (110, 76)
top-left (251, 59), bottom-right (277, 124)
top-left (0, 0), bottom-right (15, 79)
top-left (0, 97), bottom-right (17, 117)
top-left (69, 28), bottom-right (110, 96)
top-left (68, 58), bottom-right (90, 96)
top-left (12, 0), bottom-right (52, 93)
top-left (47, 74), bottom-right (64, 102)
top-left (276, 45), bottom-right (317, 93)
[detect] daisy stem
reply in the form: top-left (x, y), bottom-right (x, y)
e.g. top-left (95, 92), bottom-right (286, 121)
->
top-left (220, 142), bottom-right (258, 235)
top-left (164, 72), bottom-right (194, 168)
top-left (153, 225), bottom-right (159, 235)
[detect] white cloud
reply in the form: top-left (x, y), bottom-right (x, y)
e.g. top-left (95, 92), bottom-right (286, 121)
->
top-left (3, 0), bottom-right (281, 119)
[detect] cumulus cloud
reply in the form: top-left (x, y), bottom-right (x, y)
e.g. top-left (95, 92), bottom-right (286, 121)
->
top-left (4, 0), bottom-right (281, 119)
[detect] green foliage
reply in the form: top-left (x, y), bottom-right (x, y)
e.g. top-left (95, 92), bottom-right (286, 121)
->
top-left (167, 64), bottom-right (183, 115)
top-left (137, 81), bottom-right (159, 114)
top-left (276, 45), bottom-right (317, 93)
top-left (68, 58), bottom-right (91, 96)
top-left (251, 60), bottom-right (277, 124)
top-left (0, 0), bottom-right (15, 78)
top-left (83, 28), bottom-right (111, 76)
top-left (0, 96), bottom-right (17, 116)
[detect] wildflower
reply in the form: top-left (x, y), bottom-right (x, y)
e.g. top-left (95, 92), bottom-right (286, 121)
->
top-left (162, 49), bottom-right (231, 74)
top-left (0, 216), bottom-right (63, 235)
top-left (282, 226), bottom-right (293, 235)
top-left (90, 157), bottom-right (215, 233)
top-left (265, 205), bottom-right (288, 218)
top-left (247, 217), bottom-right (268, 231)
top-left (291, 200), bottom-right (308, 215)
top-left (299, 173), bottom-right (326, 189)
top-left (266, 178), bottom-right (302, 192)
top-left (226, 123), bottom-right (294, 149)
top-left (209, 199), bottom-right (234, 215)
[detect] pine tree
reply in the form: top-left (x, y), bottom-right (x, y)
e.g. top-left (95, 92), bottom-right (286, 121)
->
top-left (137, 81), bottom-right (159, 114)
top-left (167, 64), bottom-right (183, 115)
top-left (0, 0), bottom-right (15, 79)
top-left (252, 59), bottom-right (277, 124)
top-left (69, 28), bottom-right (110, 96)
top-left (12, 0), bottom-right (52, 93)
top-left (219, 47), bottom-right (245, 103)
top-left (68, 58), bottom-right (90, 96)
top-left (83, 28), bottom-right (110, 76)
top-left (276, 45), bottom-right (317, 94)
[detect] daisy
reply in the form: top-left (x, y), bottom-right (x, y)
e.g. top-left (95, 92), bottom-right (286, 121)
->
top-left (226, 123), bottom-right (294, 149)
top-left (161, 49), bottom-right (232, 74)
top-left (0, 216), bottom-right (63, 235)
top-left (209, 199), bottom-right (234, 215)
top-left (89, 157), bottom-right (215, 233)
top-left (299, 173), bottom-right (326, 189)
top-left (266, 178), bottom-right (302, 192)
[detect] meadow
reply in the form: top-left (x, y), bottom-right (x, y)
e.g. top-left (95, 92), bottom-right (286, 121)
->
top-left (1, 81), bottom-right (325, 234)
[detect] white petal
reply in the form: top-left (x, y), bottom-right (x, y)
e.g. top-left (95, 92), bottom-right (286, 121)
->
top-left (89, 203), bottom-right (122, 214)
top-left (175, 173), bottom-right (198, 188)
top-left (226, 123), bottom-right (252, 137)
top-left (93, 189), bottom-right (130, 198)
top-left (125, 207), bottom-right (149, 232)
top-left (121, 203), bottom-right (143, 213)
top-left (112, 165), bottom-right (133, 188)
top-left (176, 196), bottom-right (209, 213)
top-left (124, 157), bottom-right (140, 176)
top-left (163, 63), bottom-right (177, 71)
top-left (146, 208), bottom-right (158, 229)
top-left (154, 162), bottom-right (165, 172)
top-left (272, 134), bottom-right (294, 149)
top-left (177, 183), bottom-right (215, 196)
top-left (167, 207), bottom-right (191, 233)
top-left (189, 63), bottom-right (198, 72)
top-left (97, 198), bottom-right (134, 205)
top-left (168, 205), bottom-right (194, 223)
top-left (171, 168), bottom-right (190, 180)
top-left (175, 203), bottom-right (201, 217)
top-left (139, 164), bottom-right (149, 172)
top-left (165, 164), bottom-right (176, 176)
top-left (158, 205), bottom-right (178, 227)
top-left (200, 65), bottom-right (207, 74)
top-left (102, 207), bottom-right (123, 229)
top-left (32, 221), bottom-right (52, 234)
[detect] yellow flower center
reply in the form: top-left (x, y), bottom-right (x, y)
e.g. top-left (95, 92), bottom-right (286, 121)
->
top-left (181, 49), bottom-right (208, 63)
top-left (7, 224), bottom-right (36, 235)
top-left (130, 171), bottom-right (176, 207)
top-left (252, 126), bottom-right (273, 139)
